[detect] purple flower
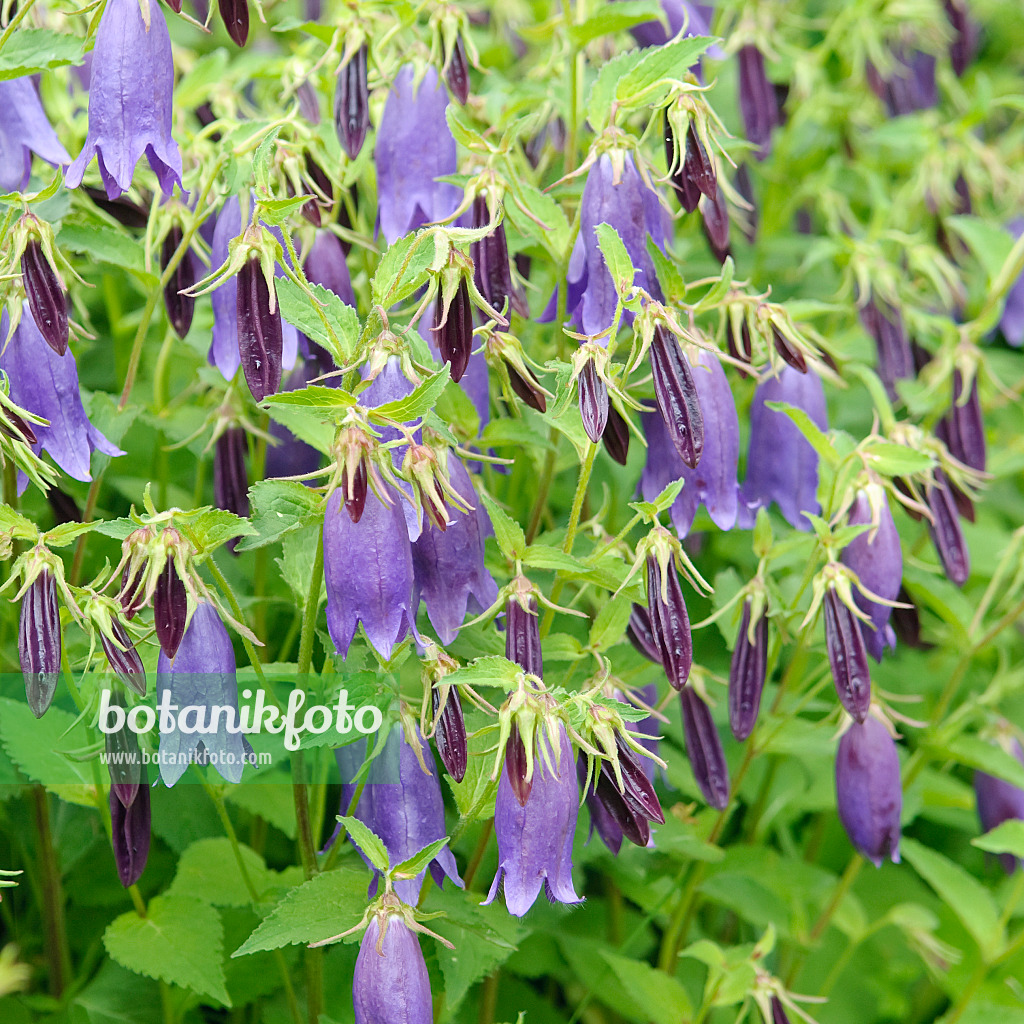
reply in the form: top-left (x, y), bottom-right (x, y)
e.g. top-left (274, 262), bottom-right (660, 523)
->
top-left (485, 724), bottom-right (582, 916)
top-left (974, 738), bottom-right (1024, 873)
top-left (728, 599), bottom-right (768, 741)
top-left (156, 602), bottom-right (253, 787)
top-left (867, 49), bottom-right (938, 118)
top-left (859, 296), bottom-right (912, 398)
top-left (412, 458), bottom-right (498, 644)
top-left (335, 728), bottom-right (462, 903)
top-left (303, 229), bottom-right (356, 309)
top-left (680, 687), bottom-right (730, 809)
top-left (64, 0), bottom-right (183, 199)
top-left (0, 307), bottom-right (123, 494)
top-left (841, 489), bottom-right (901, 661)
top-left (374, 66), bottom-right (459, 245)
top-left (999, 224), bottom-right (1024, 346)
top-left (0, 78), bottom-right (70, 193)
top-left (353, 913), bottom-right (432, 1024)
top-left (110, 772), bottom-right (151, 888)
top-left (20, 570), bottom-right (61, 718)
top-left (739, 367), bottom-right (827, 530)
top-left (623, 0), bottom-right (717, 54)
top-left (323, 487), bottom-right (417, 660)
top-left (265, 361), bottom-right (324, 480)
top-left (737, 45), bottom-right (780, 161)
top-left (835, 716), bottom-right (902, 867)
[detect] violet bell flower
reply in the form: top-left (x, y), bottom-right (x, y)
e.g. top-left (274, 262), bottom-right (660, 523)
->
top-left (0, 78), bottom-right (71, 193)
top-left (156, 602), bottom-right (254, 787)
top-left (352, 912), bottom-right (432, 1024)
top-left (1000, 219), bottom-right (1024, 348)
top-left (374, 65), bottom-right (459, 245)
top-left (974, 737), bottom-right (1024, 873)
top-left (64, 0), bottom-right (183, 199)
top-left (485, 724), bottom-right (582, 916)
top-left (264, 361), bottom-right (324, 480)
top-left (0, 307), bottom-right (123, 494)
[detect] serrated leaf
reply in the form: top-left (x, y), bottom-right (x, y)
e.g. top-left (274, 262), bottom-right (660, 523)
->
top-left (369, 366), bottom-right (451, 424)
top-left (594, 223), bottom-right (636, 296)
top-left (236, 479), bottom-right (322, 551)
top-left (862, 440), bottom-right (934, 477)
top-left (183, 507), bottom-right (256, 555)
top-left (338, 815), bottom-right (390, 872)
top-left (41, 521), bottom-right (98, 547)
top-left (0, 29), bottom-right (82, 79)
top-left (480, 492), bottom-right (525, 560)
top-left (447, 753), bottom-right (498, 821)
top-left (276, 278), bottom-right (360, 365)
top-left (445, 655), bottom-right (522, 691)
top-left (587, 49), bottom-right (648, 132)
top-left (167, 838), bottom-right (272, 908)
top-left (371, 231), bottom-right (438, 307)
top-left (392, 837), bottom-right (450, 880)
top-left (264, 385), bottom-right (355, 410)
top-left (568, 0), bottom-right (664, 46)
top-left (252, 127), bottom-right (282, 194)
top-left (0, 503), bottom-right (39, 539)
top-left (600, 950), bottom-right (693, 1024)
top-left (614, 36), bottom-right (712, 103)
top-left (507, 181), bottom-right (572, 261)
top-left (589, 590), bottom-right (632, 651)
top-left (104, 895), bottom-right (231, 1005)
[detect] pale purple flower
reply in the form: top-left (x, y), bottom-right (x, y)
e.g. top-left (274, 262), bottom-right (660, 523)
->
top-left (0, 78), bottom-right (71, 192)
top-left (265, 361), bottom-right (323, 480)
top-left (303, 229), bottom-right (355, 309)
top-left (353, 914), bottom-right (432, 1024)
top-left (974, 738), bottom-right (1024, 873)
top-left (485, 725), bottom-right (582, 917)
top-left (867, 50), bottom-right (938, 118)
top-left (374, 66), bottom-right (459, 245)
top-left (1001, 220), bottom-right (1024, 348)
top-left (0, 307), bottom-right (122, 493)
top-left (739, 367), bottom-right (827, 529)
top-left (64, 0), bottom-right (183, 198)
top-left (156, 602), bottom-right (253, 787)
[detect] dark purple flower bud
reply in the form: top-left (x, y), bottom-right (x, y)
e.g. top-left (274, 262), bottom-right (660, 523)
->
top-left (770, 996), bottom-right (791, 1024)
top-left (926, 470), bottom-right (970, 587)
top-left (219, 0), bottom-right (249, 46)
top-left (974, 738), bottom-right (1024, 873)
top-left (236, 257), bottom-right (283, 403)
top-left (21, 239), bottom-right (68, 356)
top-left (734, 164), bottom-right (758, 243)
top-left (334, 45), bottom-right (370, 161)
top-left (471, 196), bottom-right (526, 318)
top-left (664, 114), bottom-right (701, 214)
top-left (345, 458), bottom-right (368, 523)
top-left (684, 122), bottom-right (717, 201)
top-left (0, 405), bottom-right (38, 446)
top-left (352, 914), bottom-right (432, 1024)
top-left (728, 599), bottom-right (768, 742)
top-left (153, 554), bottom-right (187, 661)
top-left (578, 358), bottom-right (609, 444)
top-left (505, 593), bottom-right (542, 678)
top-left (214, 428), bottom-right (249, 519)
top-left (835, 716), bottom-right (902, 866)
top-left (945, 1), bottom-right (978, 76)
top-left (110, 771), bottom-right (151, 887)
top-left (445, 34), bottom-right (470, 104)
top-left (583, 753), bottom-right (658, 850)
top-left (608, 732), bottom-right (664, 824)
top-left (680, 687), bottom-right (730, 810)
top-left (64, 0), bottom-right (182, 199)
top-left (602, 404), bottom-right (630, 466)
top-left (645, 551), bottom-right (693, 690)
top-left (120, 563), bottom-right (146, 621)
top-left (859, 297), bottom-right (913, 398)
top-left (20, 571), bottom-right (61, 718)
top-left (507, 363), bottom-right (547, 413)
top-left (771, 325), bottom-right (807, 373)
top-left (46, 488), bottom-right (80, 524)
top-left (485, 725), bottom-right (582, 916)
top-left (504, 722), bottom-right (532, 807)
top-left (105, 706), bottom-right (143, 809)
top-left (433, 277), bottom-right (473, 384)
top-left (941, 370), bottom-right (985, 473)
top-left (737, 45), bottom-right (779, 160)
top-left (84, 187), bottom-right (151, 228)
top-left (891, 585), bottom-right (928, 649)
top-left (870, 49), bottom-right (938, 117)
top-left (0, 77), bottom-right (70, 193)
top-left (102, 621), bottom-right (147, 697)
top-left (161, 226), bottom-right (196, 339)
top-left (824, 588), bottom-right (872, 723)
top-left (627, 604), bottom-right (662, 664)
top-left (701, 187), bottom-right (731, 264)
top-left (650, 326), bottom-right (704, 469)
top-left (433, 683), bottom-right (467, 783)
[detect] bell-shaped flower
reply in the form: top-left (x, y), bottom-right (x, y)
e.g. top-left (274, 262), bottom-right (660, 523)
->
top-left (352, 912), bottom-right (432, 1024)
top-left (334, 728), bottom-right (462, 903)
top-left (374, 65), bottom-right (459, 245)
top-left (0, 78), bottom-right (71, 193)
top-left (484, 724), bottom-right (582, 917)
top-left (1001, 219), bottom-right (1024, 348)
top-left (156, 602), bottom-right (253, 787)
top-left (411, 457), bottom-right (498, 644)
top-left (303, 229), bottom-right (355, 311)
top-left (0, 307), bottom-right (122, 494)
top-left (265, 361), bottom-right (323, 480)
top-left (737, 45), bottom-right (780, 161)
top-left (974, 736), bottom-right (1024, 873)
top-left (739, 366), bottom-right (827, 529)
top-left (64, 0), bottom-right (183, 199)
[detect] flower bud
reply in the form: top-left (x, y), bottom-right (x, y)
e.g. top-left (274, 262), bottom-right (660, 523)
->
top-left (335, 45), bottom-right (370, 161)
top-left (926, 470), bottom-right (970, 587)
top-left (352, 913), bottom-right (433, 1023)
top-left (684, 122), bottom-right (717, 202)
top-left (345, 457), bottom-right (368, 523)
top-left (664, 113), bottom-right (701, 214)
top-left (432, 682), bottom-right (467, 783)
top-left (161, 226), bottom-right (196, 339)
top-left (771, 325), bottom-right (807, 373)
top-left (105, 707), bottom-right (143, 809)
top-left (578, 357), bottom-right (609, 444)
top-left (823, 588), bottom-right (871, 723)
top-left (101, 620), bottom-right (147, 697)
top-left (626, 603), bottom-right (662, 664)
top-left (602, 404), bottom-right (630, 466)
top-left (701, 188), bottom-right (730, 264)
top-left (945, 0), bottom-right (978, 77)
top-left (471, 196), bottom-right (526, 318)
top-left (153, 550), bottom-right (187, 660)
top-left (504, 722), bottom-right (532, 806)
top-left (737, 44), bottom-right (780, 160)
top-left (650, 326), bottom-right (704, 469)
top-left (0, 408), bottom-right (37, 447)
top-left (728, 599), bottom-right (768, 741)
top-left (433, 277), bottom-right (473, 384)
top-left (219, 0), bottom-right (249, 46)
top-left (214, 428), bottom-right (250, 554)
top-left (236, 256), bottom-right (283, 402)
top-left (19, 570), bottom-right (61, 718)
top-left (507, 364), bottom-right (547, 413)
top-left (505, 590), bottom-right (542, 678)
top-left (645, 550), bottom-right (693, 691)
top-left (891, 585), bottom-right (927, 649)
top-left (21, 239), bottom-right (68, 356)
top-left (110, 772), bottom-right (151, 887)
top-left (680, 687), bottom-right (730, 810)
top-left (445, 34), bottom-right (470, 104)
top-left (860, 297), bottom-right (912, 398)
top-left (941, 369), bottom-right (985, 474)
top-left (771, 995), bottom-right (790, 1024)
top-left (835, 716), bottom-right (902, 866)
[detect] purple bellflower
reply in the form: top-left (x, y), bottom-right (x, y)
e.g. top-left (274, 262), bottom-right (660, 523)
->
top-left (374, 66), bottom-right (459, 245)
top-left (264, 361), bottom-right (324, 480)
top-left (624, 0), bottom-right (717, 51)
top-left (974, 737), bottom-right (1024, 873)
top-left (64, 0), bottom-right (183, 199)
top-left (334, 728), bottom-right (462, 903)
top-left (867, 49), bottom-right (938, 118)
top-left (485, 724), bottom-right (582, 917)
top-left (303, 229), bottom-right (356, 311)
top-left (739, 366), bottom-right (827, 530)
top-left (0, 78), bottom-right (71, 193)
top-left (353, 913), bottom-right (432, 1024)
top-left (156, 602), bottom-right (253, 787)
top-left (0, 307), bottom-right (122, 494)
top-left (841, 488), bottom-right (902, 661)
top-left (737, 45), bottom-right (780, 160)
top-left (1000, 220), bottom-right (1024, 348)
top-left (412, 457), bottom-right (498, 644)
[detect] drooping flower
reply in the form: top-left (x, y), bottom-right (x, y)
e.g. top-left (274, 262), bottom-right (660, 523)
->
top-left (649, 326), bottom-right (704, 467)
top-left (835, 716), bottom-right (902, 867)
top-left (737, 45), bottom-right (780, 161)
top-left (374, 66), bottom-right (459, 245)
top-left (156, 602), bottom-right (253, 787)
top-left (0, 307), bottom-right (123, 494)
top-left (334, 45), bottom-right (370, 161)
top-left (644, 532), bottom-right (693, 691)
top-left (484, 724), bottom-right (582, 917)
top-left (945, 1), bottom-right (978, 77)
top-left (105, 712), bottom-right (151, 887)
top-left (160, 225), bottom-right (196, 339)
top-left (352, 911), bottom-right (433, 1024)
top-left (823, 587), bottom-right (872, 723)
top-left (64, 0), bottom-right (183, 199)
top-left (19, 570), bottom-right (61, 718)
top-left (21, 236), bottom-right (70, 357)
top-left (974, 736), bottom-right (1024, 873)
top-left (859, 295), bottom-right (913, 398)
top-left (680, 687), bottom-right (730, 809)
top-left (925, 470), bottom-right (970, 587)
top-left (739, 366), bottom-right (827, 530)
top-left (866, 49), bottom-right (938, 118)
top-left (728, 598), bottom-right (768, 741)
top-left (0, 77), bottom-right (71, 193)
top-left (334, 728), bottom-right (462, 903)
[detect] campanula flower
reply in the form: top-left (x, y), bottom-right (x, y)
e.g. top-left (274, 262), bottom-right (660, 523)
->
top-left (737, 45), bottom-right (780, 160)
top-left (728, 599), bottom-right (768, 741)
top-left (64, 0), bottom-right (183, 199)
top-left (680, 687), bottom-right (730, 809)
top-left (0, 307), bottom-right (122, 494)
top-left (623, 1), bottom-right (717, 55)
top-left (110, 774), bottom-right (151, 888)
top-left (0, 78), bottom-right (70, 193)
top-left (265, 361), bottom-right (324, 480)
top-left (19, 570), bottom-right (61, 718)
top-left (974, 736), bottom-right (1024, 873)
top-left (352, 912), bottom-right (432, 1024)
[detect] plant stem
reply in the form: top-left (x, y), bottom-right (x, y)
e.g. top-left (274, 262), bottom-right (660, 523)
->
top-left (563, 441), bottom-right (598, 556)
top-left (0, 0), bottom-right (36, 51)
top-left (32, 785), bottom-right (72, 996)
top-left (204, 555), bottom-right (268, 689)
top-left (462, 820), bottom-right (494, 891)
top-left (69, 474), bottom-right (105, 585)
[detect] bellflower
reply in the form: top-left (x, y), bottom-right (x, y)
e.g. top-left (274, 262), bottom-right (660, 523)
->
top-left (352, 913), bottom-right (432, 1024)
top-left (1000, 219), bottom-right (1024, 348)
top-left (265, 361), bottom-right (323, 480)
top-left (64, 0), bottom-right (183, 199)
top-left (622, 0), bottom-right (717, 52)
top-left (974, 737), bottom-right (1024, 873)
top-left (303, 230), bottom-right (355, 311)
top-left (739, 366), bottom-right (827, 529)
top-left (0, 307), bottom-right (122, 494)
top-left (485, 724), bottom-right (582, 916)
top-left (0, 78), bottom-right (71, 193)
top-left (156, 602), bottom-right (253, 787)
top-left (374, 66), bottom-right (459, 245)
top-left (412, 457), bottom-right (498, 644)
top-left (335, 728), bottom-right (462, 903)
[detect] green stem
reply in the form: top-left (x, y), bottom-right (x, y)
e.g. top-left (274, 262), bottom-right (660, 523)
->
top-left (69, 473), bottom-right (105, 586)
top-left (525, 443), bottom-right (557, 545)
top-left (32, 785), bottom-right (72, 996)
top-left (160, 980), bottom-right (177, 1024)
top-left (204, 555), bottom-right (268, 689)
top-left (0, 0), bottom-right (36, 52)
top-left (563, 442), bottom-right (598, 556)
top-left (462, 820), bottom-right (494, 892)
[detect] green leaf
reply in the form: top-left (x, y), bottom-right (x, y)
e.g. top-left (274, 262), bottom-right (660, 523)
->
top-left (946, 216), bottom-right (1014, 283)
top-left (276, 278), bottom-right (360, 365)
top-left (862, 440), bottom-right (934, 477)
top-left (276, 524), bottom-right (325, 605)
top-left (507, 182), bottom-right (572, 261)
top-left (183, 507), bottom-right (256, 555)
top-left (167, 838), bottom-right (273, 908)
top-left (568, 1), bottom-right (664, 46)
top-left (599, 950), bottom-right (693, 1024)
top-left (614, 36), bottom-right (713, 103)
top-left (41, 521), bottom-right (98, 547)
top-left (252, 127), bottom-right (282, 194)
top-left (0, 29), bottom-right (82, 79)
top-left (901, 837), bottom-right (1005, 959)
top-left (930, 735), bottom-right (1024, 790)
top-left (589, 590), bottom-right (633, 651)
top-left (392, 837), bottom-right (450, 880)
top-left (447, 753), bottom-right (498, 822)
top-left (480, 492), bottom-right (526, 560)
top-left (594, 223), bottom-right (636, 296)
top-left (236, 479), bottom-right (322, 551)
top-left (370, 366), bottom-right (452, 424)
top-left (765, 401), bottom-right (839, 467)
top-left (337, 815), bottom-right (390, 872)
top-left (104, 895), bottom-right (231, 1006)
top-left (263, 385), bottom-right (355, 411)
top-left (232, 870), bottom-right (369, 956)
top-left (587, 49), bottom-right (648, 131)
top-left (371, 231), bottom-right (438, 307)
top-left (972, 820), bottom-right (1024, 860)
top-left (445, 655), bottom-right (522, 691)
top-left (57, 223), bottom-right (151, 278)
top-left (0, 503), bottom-right (39, 539)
